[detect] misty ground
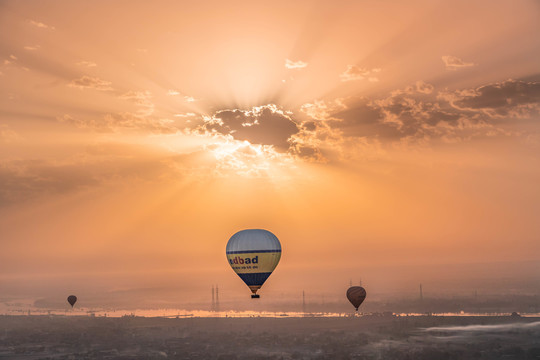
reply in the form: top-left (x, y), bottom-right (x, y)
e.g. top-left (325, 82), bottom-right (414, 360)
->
top-left (1, 315), bottom-right (539, 359)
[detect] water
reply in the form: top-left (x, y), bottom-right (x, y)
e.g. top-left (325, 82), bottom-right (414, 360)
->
top-left (3, 305), bottom-right (539, 318)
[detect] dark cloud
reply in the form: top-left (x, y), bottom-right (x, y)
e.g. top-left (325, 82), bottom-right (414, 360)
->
top-left (327, 98), bottom-right (391, 137)
top-left (373, 94), bottom-right (461, 134)
top-left (196, 105), bottom-right (300, 151)
top-left (322, 92), bottom-right (460, 140)
top-left (302, 121), bottom-right (317, 132)
top-left (304, 79), bottom-right (540, 144)
top-left (452, 79), bottom-right (540, 117)
top-left (291, 144), bottom-right (325, 162)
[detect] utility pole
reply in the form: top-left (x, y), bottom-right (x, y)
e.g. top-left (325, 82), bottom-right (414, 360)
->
top-left (216, 285), bottom-right (220, 312)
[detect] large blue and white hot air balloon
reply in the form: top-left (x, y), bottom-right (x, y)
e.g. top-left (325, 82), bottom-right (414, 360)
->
top-left (226, 229), bottom-right (281, 298)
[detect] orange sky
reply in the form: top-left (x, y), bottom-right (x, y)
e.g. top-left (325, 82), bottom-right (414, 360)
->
top-left (1, 0), bottom-right (539, 306)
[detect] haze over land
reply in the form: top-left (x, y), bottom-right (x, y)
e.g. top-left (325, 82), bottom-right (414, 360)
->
top-left (1, 0), bottom-right (540, 310)
top-left (2, 316), bottom-right (540, 359)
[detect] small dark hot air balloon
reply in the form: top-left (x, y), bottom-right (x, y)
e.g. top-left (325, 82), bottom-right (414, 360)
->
top-left (346, 286), bottom-right (366, 311)
top-left (67, 295), bottom-right (77, 307)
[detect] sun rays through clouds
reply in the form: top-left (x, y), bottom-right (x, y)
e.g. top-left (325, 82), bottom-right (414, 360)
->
top-left (1, 0), bottom-right (540, 295)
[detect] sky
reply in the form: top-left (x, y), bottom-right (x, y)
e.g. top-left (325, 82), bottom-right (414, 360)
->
top-left (1, 0), bottom-right (539, 307)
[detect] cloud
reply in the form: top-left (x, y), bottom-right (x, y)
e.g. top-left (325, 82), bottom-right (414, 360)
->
top-left (372, 90), bottom-right (463, 137)
top-left (23, 45), bottom-right (40, 51)
top-left (193, 104), bottom-right (300, 151)
top-left (285, 59), bottom-right (308, 69)
top-left (415, 80), bottom-right (434, 94)
top-left (205, 141), bottom-right (291, 177)
top-left (119, 90), bottom-right (155, 116)
top-left (0, 160), bottom-right (98, 205)
top-left (174, 113), bottom-right (197, 118)
top-left (337, 92), bottom-right (486, 143)
top-left (3, 55), bottom-right (17, 66)
top-left (302, 79), bottom-right (540, 148)
top-left (299, 98), bottom-right (392, 161)
top-left (290, 143), bottom-right (325, 162)
top-left (442, 55), bottom-right (475, 70)
top-left (29, 20), bottom-right (55, 30)
top-left (1, 51), bottom-right (80, 80)
top-left (301, 99), bottom-right (346, 120)
top-left (0, 144), bottom-right (190, 206)
top-left (0, 124), bottom-right (21, 143)
top-left (1, 55), bottom-right (30, 72)
top-left (167, 90), bottom-right (196, 102)
top-left (326, 98), bottom-right (389, 137)
top-left (340, 65), bottom-right (381, 82)
top-left (288, 124), bottom-right (329, 162)
top-left (58, 113), bottom-right (176, 134)
top-left (68, 75), bottom-right (113, 91)
top-left (447, 79), bottom-right (540, 118)
top-left (76, 61), bottom-right (97, 67)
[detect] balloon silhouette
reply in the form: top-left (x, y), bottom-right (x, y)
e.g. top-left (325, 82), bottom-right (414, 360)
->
top-left (346, 286), bottom-right (366, 311)
top-left (67, 295), bottom-right (77, 307)
top-left (226, 229), bottom-right (281, 298)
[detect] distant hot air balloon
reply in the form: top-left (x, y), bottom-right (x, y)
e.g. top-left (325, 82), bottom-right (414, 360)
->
top-left (346, 286), bottom-right (366, 311)
top-left (226, 229), bottom-right (281, 298)
top-left (67, 295), bottom-right (77, 308)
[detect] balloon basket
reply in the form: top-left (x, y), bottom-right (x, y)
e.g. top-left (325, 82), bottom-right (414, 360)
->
top-left (251, 294), bottom-right (260, 299)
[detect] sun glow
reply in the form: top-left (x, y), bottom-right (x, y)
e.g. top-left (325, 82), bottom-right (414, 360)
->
top-left (1, 0), bottom-right (539, 310)
top-left (207, 139), bottom-right (295, 178)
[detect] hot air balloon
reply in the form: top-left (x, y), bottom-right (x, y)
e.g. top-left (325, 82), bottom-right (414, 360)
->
top-left (226, 229), bottom-right (281, 298)
top-left (346, 286), bottom-right (366, 311)
top-left (67, 295), bottom-right (77, 308)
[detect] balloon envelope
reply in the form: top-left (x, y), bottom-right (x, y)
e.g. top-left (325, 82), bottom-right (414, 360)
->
top-left (346, 286), bottom-right (366, 310)
top-left (67, 295), bottom-right (77, 307)
top-left (226, 229), bottom-right (281, 298)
